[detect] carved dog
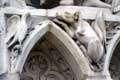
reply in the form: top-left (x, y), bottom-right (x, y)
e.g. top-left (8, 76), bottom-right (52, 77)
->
top-left (54, 8), bottom-right (104, 65)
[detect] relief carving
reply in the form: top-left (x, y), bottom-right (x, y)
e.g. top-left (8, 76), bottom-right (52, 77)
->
top-left (6, 13), bottom-right (30, 52)
top-left (1, 0), bottom-right (120, 79)
top-left (21, 39), bottom-right (75, 80)
top-left (5, 13), bottom-right (31, 72)
top-left (54, 8), bottom-right (105, 71)
top-left (92, 11), bottom-right (106, 52)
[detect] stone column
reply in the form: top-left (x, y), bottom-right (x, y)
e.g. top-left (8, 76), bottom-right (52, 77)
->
top-left (0, 11), bottom-right (8, 76)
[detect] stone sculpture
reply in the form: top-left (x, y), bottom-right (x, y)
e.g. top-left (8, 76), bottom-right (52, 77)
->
top-left (92, 11), bottom-right (106, 45)
top-left (0, 0), bottom-right (8, 7)
top-left (1, 0), bottom-right (120, 79)
top-left (5, 13), bottom-right (30, 51)
top-left (5, 15), bottom-right (21, 48)
top-left (54, 8), bottom-right (104, 70)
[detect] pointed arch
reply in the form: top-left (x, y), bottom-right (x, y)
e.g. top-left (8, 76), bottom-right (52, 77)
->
top-left (104, 31), bottom-right (120, 71)
top-left (15, 21), bottom-right (93, 80)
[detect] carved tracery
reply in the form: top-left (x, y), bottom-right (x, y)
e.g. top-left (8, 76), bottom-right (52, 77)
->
top-left (20, 38), bottom-right (75, 80)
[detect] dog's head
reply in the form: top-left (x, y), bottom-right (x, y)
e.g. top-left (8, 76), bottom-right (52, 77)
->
top-left (56, 8), bottom-right (80, 23)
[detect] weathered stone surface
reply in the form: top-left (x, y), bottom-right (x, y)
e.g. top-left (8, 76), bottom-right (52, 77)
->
top-left (1, 0), bottom-right (120, 80)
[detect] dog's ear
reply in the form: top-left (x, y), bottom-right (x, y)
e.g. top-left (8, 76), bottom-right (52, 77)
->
top-left (74, 11), bottom-right (80, 21)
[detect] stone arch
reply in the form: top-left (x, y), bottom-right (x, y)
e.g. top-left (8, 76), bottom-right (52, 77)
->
top-left (14, 21), bottom-right (94, 80)
top-left (109, 41), bottom-right (120, 79)
top-left (104, 31), bottom-right (120, 73)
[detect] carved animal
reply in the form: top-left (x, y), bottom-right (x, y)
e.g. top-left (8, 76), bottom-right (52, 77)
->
top-left (92, 11), bottom-right (106, 45)
top-left (6, 15), bottom-right (20, 46)
top-left (54, 8), bottom-right (104, 65)
top-left (54, 9), bottom-right (79, 38)
top-left (5, 13), bottom-right (30, 49)
top-left (92, 11), bottom-right (106, 54)
top-left (75, 18), bottom-right (104, 64)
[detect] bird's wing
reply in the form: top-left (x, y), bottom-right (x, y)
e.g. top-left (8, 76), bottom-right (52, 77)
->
top-left (5, 15), bottom-right (21, 43)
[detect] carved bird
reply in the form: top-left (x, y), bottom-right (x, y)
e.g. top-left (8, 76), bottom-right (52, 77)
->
top-left (6, 13), bottom-right (30, 49)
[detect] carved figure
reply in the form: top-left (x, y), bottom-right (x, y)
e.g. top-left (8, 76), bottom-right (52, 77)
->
top-left (6, 13), bottom-right (30, 50)
top-left (54, 8), bottom-right (104, 68)
top-left (92, 11), bottom-right (106, 45)
top-left (6, 15), bottom-right (20, 48)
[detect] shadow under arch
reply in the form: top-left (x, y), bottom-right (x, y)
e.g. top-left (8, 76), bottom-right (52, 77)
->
top-left (104, 31), bottom-right (120, 73)
top-left (15, 21), bottom-right (93, 80)
top-left (109, 41), bottom-right (120, 79)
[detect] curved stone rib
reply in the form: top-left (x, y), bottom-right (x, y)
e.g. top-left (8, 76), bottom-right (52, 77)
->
top-left (104, 26), bottom-right (120, 72)
top-left (15, 21), bottom-right (94, 79)
top-left (83, 0), bottom-right (111, 8)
